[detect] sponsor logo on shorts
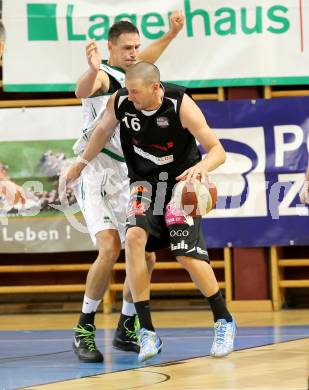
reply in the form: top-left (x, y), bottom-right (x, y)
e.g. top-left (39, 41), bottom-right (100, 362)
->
top-left (171, 240), bottom-right (188, 251)
top-left (197, 247), bottom-right (208, 255)
top-left (170, 229), bottom-right (189, 237)
top-left (156, 116), bottom-right (169, 128)
top-left (184, 246), bottom-right (208, 255)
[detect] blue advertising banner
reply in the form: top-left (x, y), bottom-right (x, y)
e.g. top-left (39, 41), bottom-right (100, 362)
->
top-left (198, 97), bottom-right (309, 248)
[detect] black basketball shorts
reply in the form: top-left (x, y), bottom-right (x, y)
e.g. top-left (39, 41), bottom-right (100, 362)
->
top-left (126, 182), bottom-right (209, 262)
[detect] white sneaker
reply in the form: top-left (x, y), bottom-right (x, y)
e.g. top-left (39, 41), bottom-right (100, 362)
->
top-left (210, 319), bottom-right (237, 357)
top-left (137, 328), bottom-right (163, 362)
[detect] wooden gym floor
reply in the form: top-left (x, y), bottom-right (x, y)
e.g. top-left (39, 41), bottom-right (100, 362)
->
top-left (0, 309), bottom-right (308, 389)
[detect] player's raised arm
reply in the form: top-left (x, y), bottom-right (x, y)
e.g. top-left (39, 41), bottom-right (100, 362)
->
top-left (137, 10), bottom-right (184, 64)
top-left (177, 94), bottom-right (226, 183)
top-left (75, 40), bottom-right (110, 98)
top-left (65, 93), bottom-right (119, 184)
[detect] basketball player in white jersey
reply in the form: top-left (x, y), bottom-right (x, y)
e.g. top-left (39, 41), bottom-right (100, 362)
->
top-left (71, 12), bottom-right (185, 363)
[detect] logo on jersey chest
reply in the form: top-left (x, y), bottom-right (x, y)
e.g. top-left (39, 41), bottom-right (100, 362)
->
top-left (156, 116), bottom-right (169, 128)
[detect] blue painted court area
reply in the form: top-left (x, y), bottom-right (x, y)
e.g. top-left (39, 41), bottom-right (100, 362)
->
top-left (0, 325), bottom-right (309, 389)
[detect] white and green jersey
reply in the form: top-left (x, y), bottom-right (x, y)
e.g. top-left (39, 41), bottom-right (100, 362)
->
top-left (73, 62), bottom-right (126, 162)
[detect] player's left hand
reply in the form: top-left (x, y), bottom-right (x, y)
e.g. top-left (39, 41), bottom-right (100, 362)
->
top-left (299, 181), bottom-right (309, 204)
top-left (169, 10), bottom-right (185, 37)
top-left (176, 160), bottom-right (209, 184)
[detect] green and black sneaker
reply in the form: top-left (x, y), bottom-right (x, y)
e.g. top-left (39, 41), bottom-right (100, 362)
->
top-left (112, 314), bottom-right (140, 353)
top-left (73, 323), bottom-right (103, 363)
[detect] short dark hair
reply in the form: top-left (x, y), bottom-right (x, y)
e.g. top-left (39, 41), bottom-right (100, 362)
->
top-left (108, 21), bottom-right (139, 43)
top-left (0, 20), bottom-right (5, 41)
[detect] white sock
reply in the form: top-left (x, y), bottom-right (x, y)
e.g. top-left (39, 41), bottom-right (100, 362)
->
top-left (82, 295), bottom-right (101, 314)
top-left (122, 299), bottom-right (136, 316)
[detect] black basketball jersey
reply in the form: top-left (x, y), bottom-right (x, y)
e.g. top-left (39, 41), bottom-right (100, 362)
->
top-left (114, 83), bottom-right (201, 184)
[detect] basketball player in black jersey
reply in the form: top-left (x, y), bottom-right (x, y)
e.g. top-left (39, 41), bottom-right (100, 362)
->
top-left (71, 14), bottom-right (185, 363)
top-left (65, 62), bottom-right (237, 363)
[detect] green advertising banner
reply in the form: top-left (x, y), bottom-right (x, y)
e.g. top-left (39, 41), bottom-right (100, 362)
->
top-left (2, 0), bottom-right (309, 91)
top-left (0, 106), bottom-right (95, 253)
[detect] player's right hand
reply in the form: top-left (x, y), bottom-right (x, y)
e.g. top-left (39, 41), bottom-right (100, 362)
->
top-left (86, 40), bottom-right (102, 72)
top-left (299, 181), bottom-right (309, 204)
top-left (176, 160), bottom-right (210, 185)
top-left (62, 160), bottom-right (86, 186)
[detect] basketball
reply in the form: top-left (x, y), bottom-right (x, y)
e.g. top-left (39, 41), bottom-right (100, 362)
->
top-left (174, 179), bottom-right (217, 216)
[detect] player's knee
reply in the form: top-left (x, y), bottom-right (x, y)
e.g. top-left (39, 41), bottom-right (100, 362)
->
top-left (126, 227), bottom-right (147, 249)
top-left (97, 235), bottom-right (121, 262)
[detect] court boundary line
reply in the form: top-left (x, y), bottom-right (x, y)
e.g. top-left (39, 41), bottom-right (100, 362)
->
top-left (15, 334), bottom-right (309, 390)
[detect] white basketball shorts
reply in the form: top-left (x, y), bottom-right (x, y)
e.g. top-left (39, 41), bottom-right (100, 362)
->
top-left (73, 152), bottom-right (129, 245)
